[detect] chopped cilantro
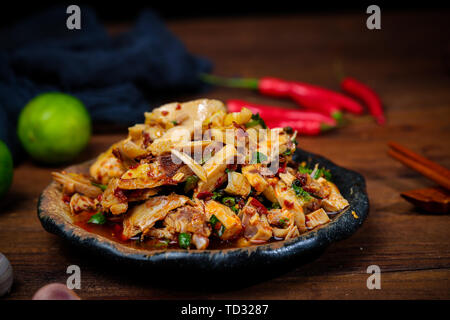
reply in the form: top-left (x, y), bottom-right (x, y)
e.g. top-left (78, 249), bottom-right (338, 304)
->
top-left (245, 113), bottom-right (267, 129)
top-left (251, 151), bottom-right (267, 164)
top-left (292, 181), bottom-right (312, 201)
top-left (298, 165), bottom-right (313, 174)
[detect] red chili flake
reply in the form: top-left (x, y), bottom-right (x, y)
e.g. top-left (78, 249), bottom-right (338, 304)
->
top-left (62, 195), bottom-right (71, 204)
top-left (283, 200), bottom-right (294, 209)
top-left (176, 104), bottom-right (181, 110)
top-left (227, 163), bottom-right (238, 172)
top-left (96, 194), bottom-right (103, 202)
top-left (142, 132), bottom-right (151, 148)
top-left (112, 223), bottom-right (123, 237)
top-left (295, 173), bottom-right (308, 186)
top-left (214, 222), bottom-right (223, 231)
top-left (232, 121), bottom-right (246, 131)
top-left (129, 163), bottom-right (140, 169)
top-left (250, 198), bottom-right (268, 215)
top-left (197, 191), bottom-right (213, 200)
top-left (161, 110), bottom-right (169, 116)
top-left (214, 176), bottom-right (226, 188)
top-left (277, 162), bottom-right (287, 174)
top-left (114, 188), bottom-right (128, 203)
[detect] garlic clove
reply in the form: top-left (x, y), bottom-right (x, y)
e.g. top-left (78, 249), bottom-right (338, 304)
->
top-left (0, 252), bottom-right (13, 297)
top-left (32, 283), bottom-right (80, 300)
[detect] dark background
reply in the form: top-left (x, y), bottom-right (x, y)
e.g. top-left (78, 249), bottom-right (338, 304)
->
top-left (1, 1), bottom-right (449, 27)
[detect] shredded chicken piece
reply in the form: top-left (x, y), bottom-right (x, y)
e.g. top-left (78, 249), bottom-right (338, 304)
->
top-left (101, 178), bottom-right (128, 215)
top-left (204, 200), bottom-right (242, 240)
top-left (69, 193), bottom-right (98, 215)
top-left (122, 194), bottom-right (189, 239)
top-left (305, 208), bottom-right (330, 229)
top-left (52, 172), bottom-right (102, 198)
top-left (164, 206), bottom-right (211, 237)
top-left (240, 199), bottom-right (273, 242)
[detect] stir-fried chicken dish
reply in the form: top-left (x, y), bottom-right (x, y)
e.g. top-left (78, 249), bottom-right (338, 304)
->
top-left (52, 99), bottom-right (349, 250)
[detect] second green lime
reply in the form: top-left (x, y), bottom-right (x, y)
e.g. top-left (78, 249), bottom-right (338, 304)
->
top-left (0, 140), bottom-right (13, 198)
top-left (17, 92), bottom-right (91, 164)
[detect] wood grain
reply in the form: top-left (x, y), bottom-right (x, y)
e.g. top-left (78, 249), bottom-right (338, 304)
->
top-left (1, 11), bottom-right (450, 300)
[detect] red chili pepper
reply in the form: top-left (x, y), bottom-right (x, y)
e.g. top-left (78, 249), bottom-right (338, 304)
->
top-left (226, 99), bottom-right (336, 135)
top-left (227, 99), bottom-right (337, 126)
top-left (259, 77), bottom-right (353, 118)
top-left (341, 77), bottom-right (385, 125)
top-left (200, 74), bottom-right (364, 118)
top-left (250, 198), bottom-right (268, 215)
top-left (197, 191), bottom-right (213, 200)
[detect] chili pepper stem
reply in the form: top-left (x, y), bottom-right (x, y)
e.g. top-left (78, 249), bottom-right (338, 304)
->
top-left (320, 123), bottom-right (335, 132)
top-left (199, 73), bottom-right (259, 90)
top-left (331, 111), bottom-right (344, 124)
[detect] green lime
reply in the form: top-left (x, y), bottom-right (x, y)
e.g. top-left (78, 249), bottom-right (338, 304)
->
top-left (17, 92), bottom-right (91, 164)
top-left (0, 140), bottom-right (13, 198)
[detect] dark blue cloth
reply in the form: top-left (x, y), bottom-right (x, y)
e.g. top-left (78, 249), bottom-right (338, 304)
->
top-left (0, 6), bottom-right (212, 159)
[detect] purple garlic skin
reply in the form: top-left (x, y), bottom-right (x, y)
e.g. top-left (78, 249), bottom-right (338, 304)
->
top-left (0, 252), bottom-right (13, 297)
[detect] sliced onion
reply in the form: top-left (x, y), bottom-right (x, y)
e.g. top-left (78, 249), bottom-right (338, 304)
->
top-left (171, 149), bottom-right (207, 182)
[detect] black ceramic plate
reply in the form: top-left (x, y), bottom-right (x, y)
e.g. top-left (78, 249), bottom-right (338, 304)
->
top-left (38, 149), bottom-right (369, 273)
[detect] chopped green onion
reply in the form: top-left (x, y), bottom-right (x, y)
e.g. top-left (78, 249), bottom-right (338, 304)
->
top-left (171, 120), bottom-right (178, 125)
top-left (271, 202), bottom-right (281, 209)
top-left (91, 182), bottom-right (107, 191)
top-left (178, 233), bottom-right (191, 249)
top-left (212, 190), bottom-right (224, 201)
top-left (209, 215), bottom-right (226, 236)
top-left (88, 212), bottom-right (106, 225)
top-left (209, 215), bottom-right (220, 228)
top-left (222, 197), bottom-right (236, 207)
top-left (184, 175), bottom-right (199, 193)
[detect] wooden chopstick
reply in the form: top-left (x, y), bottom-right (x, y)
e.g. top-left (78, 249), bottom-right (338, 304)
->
top-left (388, 142), bottom-right (450, 191)
top-left (388, 141), bottom-right (450, 179)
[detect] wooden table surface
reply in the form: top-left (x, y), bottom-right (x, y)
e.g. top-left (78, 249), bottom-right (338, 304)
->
top-left (1, 10), bottom-right (450, 300)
